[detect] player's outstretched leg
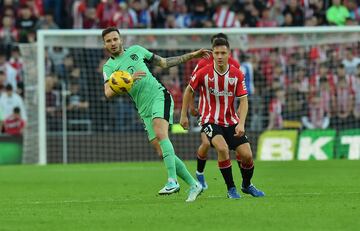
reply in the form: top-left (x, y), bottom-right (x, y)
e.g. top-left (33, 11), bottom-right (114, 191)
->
top-left (158, 180), bottom-right (180, 195)
top-left (173, 155), bottom-right (203, 202)
top-left (158, 138), bottom-right (179, 195)
top-left (186, 182), bottom-right (203, 202)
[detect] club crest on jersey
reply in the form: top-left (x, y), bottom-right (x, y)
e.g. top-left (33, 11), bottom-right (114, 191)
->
top-left (228, 78), bottom-right (236, 85)
top-left (130, 54), bottom-right (139, 61)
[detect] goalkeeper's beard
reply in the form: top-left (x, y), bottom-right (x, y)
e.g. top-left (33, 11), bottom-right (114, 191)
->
top-left (109, 45), bottom-right (123, 56)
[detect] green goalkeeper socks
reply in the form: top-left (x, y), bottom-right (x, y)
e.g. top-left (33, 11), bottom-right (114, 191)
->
top-left (159, 138), bottom-right (177, 180)
top-left (174, 155), bottom-right (197, 186)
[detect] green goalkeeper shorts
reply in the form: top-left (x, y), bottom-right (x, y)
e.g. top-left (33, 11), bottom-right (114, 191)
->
top-left (142, 89), bottom-right (174, 141)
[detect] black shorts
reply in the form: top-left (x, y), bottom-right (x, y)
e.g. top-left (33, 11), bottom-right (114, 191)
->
top-left (201, 123), bottom-right (249, 150)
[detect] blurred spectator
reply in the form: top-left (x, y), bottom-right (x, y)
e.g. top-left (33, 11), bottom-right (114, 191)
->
top-left (36, 11), bottom-right (59, 29)
top-left (213, 1), bottom-right (240, 28)
top-left (83, 8), bottom-right (99, 29)
top-left (0, 0), bottom-right (17, 19)
top-left (327, 48), bottom-right (342, 73)
top-left (44, 48), bottom-right (54, 75)
top-left (16, 5), bottom-right (38, 43)
top-left (8, 46), bottom-right (24, 88)
top-left (3, 106), bottom-right (25, 136)
top-left (283, 0), bottom-right (304, 26)
top-left (297, 65), bottom-right (310, 94)
top-left (164, 14), bottom-right (176, 28)
top-left (352, 64), bottom-right (360, 122)
top-left (131, 0), bottom-right (152, 28)
top-left (0, 84), bottom-right (27, 122)
top-left (326, 0), bottom-right (350, 26)
top-left (47, 46), bottom-right (69, 78)
top-left (43, 0), bottom-right (63, 27)
top-left (45, 75), bottom-right (61, 131)
top-left (267, 87), bottom-right (285, 130)
top-left (240, 53), bottom-right (255, 95)
top-left (66, 80), bottom-right (89, 119)
top-left (0, 16), bottom-right (18, 58)
top-left (257, 7), bottom-right (277, 27)
top-left (96, 0), bottom-right (118, 28)
top-left (346, 0), bottom-right (360, 24)
top-left (305, 15), bottom-right (318, 26)
top-left (175, 5), bottom-right (191, 28)
top-left (0, 104), bottom-right (2, 130)
top-left (191, 0), bottom-right (210, 28)
top-left (302, 93), bottom-right (330, 129)
top-left (332, 64), bottom-right (354, 129)
top-left (310, 62), bottom-right (335, 94)
top-left (161, 66), bottom-right (182, 120)
top-left (342, 47), bottom-right (360, 75)
top-left (9, 46), bottom-right (24, 96)
top-left (0, 70), bottom-right (6, 92)
top-left (0, 52), bottom-right (17, 91)
top-left (243, 2), bottom-right (259, 27)
top-left (19, 0), bottom-right (43, 17)
top-left (282, 12), bottom-right (294, 26)
top-left (72, 0), bottom-right (87, 29)
top-left (113, 2), bottom-right (137, 28)
top-left (283, 77), bottom-right (306, 121)
top-left (304, 0), bottom-right (326, 24)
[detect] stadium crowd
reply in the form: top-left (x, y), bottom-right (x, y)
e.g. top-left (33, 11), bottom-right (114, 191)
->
top-left (1, 0), bottom-right (360, 134)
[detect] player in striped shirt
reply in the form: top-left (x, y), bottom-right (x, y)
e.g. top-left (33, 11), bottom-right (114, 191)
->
top-left (180, 38), bottom-right (265, 198)
top-left (189, 33), bottom-right (241, 190)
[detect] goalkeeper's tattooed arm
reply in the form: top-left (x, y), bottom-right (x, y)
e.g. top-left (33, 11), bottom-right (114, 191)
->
top-left (152, 49), bottom-right (211, 68)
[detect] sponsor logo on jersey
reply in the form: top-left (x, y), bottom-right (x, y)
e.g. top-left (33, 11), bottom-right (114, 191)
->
top-left (130, 54), bottom-right (139, 61)
top-left (209, 87), bottom-right (233, 96)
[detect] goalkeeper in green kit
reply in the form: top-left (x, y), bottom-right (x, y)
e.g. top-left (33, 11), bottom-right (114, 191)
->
top-left (102, 27), bottom-right (210, 202)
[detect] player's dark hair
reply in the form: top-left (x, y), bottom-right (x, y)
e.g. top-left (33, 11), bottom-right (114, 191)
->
top-left (14, 107), bottom-right (20, 114)
top-left (337, 63), bottom-right (345, 69)
top-left (212, 38), bottom-right (230, 49)
top-left (102, 27), bottom-right (120, 41)
top-left (211, 33), bottom-right (228, 44)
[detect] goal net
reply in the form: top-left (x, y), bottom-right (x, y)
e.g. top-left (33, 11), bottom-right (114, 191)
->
top-left (21, 27), bottom-right (360, 164)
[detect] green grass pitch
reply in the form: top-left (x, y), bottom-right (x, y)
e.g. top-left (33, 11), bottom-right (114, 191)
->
top-left (0, 160), bottom-right (359, 231)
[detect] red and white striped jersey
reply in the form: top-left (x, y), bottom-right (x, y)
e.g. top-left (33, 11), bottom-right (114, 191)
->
top-left (189, 64), bottom-right (247, 127)
top-left (213, 7), bottom-right (240, 28)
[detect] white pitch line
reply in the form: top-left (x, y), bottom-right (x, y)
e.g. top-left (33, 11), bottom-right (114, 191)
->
top-left (4, 191), bottom-right (360, 205)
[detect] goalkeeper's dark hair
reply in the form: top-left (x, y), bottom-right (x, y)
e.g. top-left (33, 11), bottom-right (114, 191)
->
top-left (102, 27), bottom-right (120, 40)
top-left (212, 38), bottom-right (230, 49)
top-left (210, 33), bottom-right (228, 44)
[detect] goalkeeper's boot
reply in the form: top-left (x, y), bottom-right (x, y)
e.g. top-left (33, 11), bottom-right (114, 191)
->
top-left (196, 171), bottom-right (208, 190)
top-left (158, 181), bottom-right (180, 195)
top-left (241, 184), bottom-right (265, 197)
top-left (227, 187), bottom-right (241, 199)
top-left (186, 182), bottom-right (203, 202)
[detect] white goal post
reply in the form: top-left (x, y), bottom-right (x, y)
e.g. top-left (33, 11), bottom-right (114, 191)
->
top-left (21, 26), bottom-right (360, 164)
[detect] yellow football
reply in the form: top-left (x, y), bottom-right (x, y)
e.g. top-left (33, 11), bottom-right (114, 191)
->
top-left (109, 71), bottom-right (134, 94)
